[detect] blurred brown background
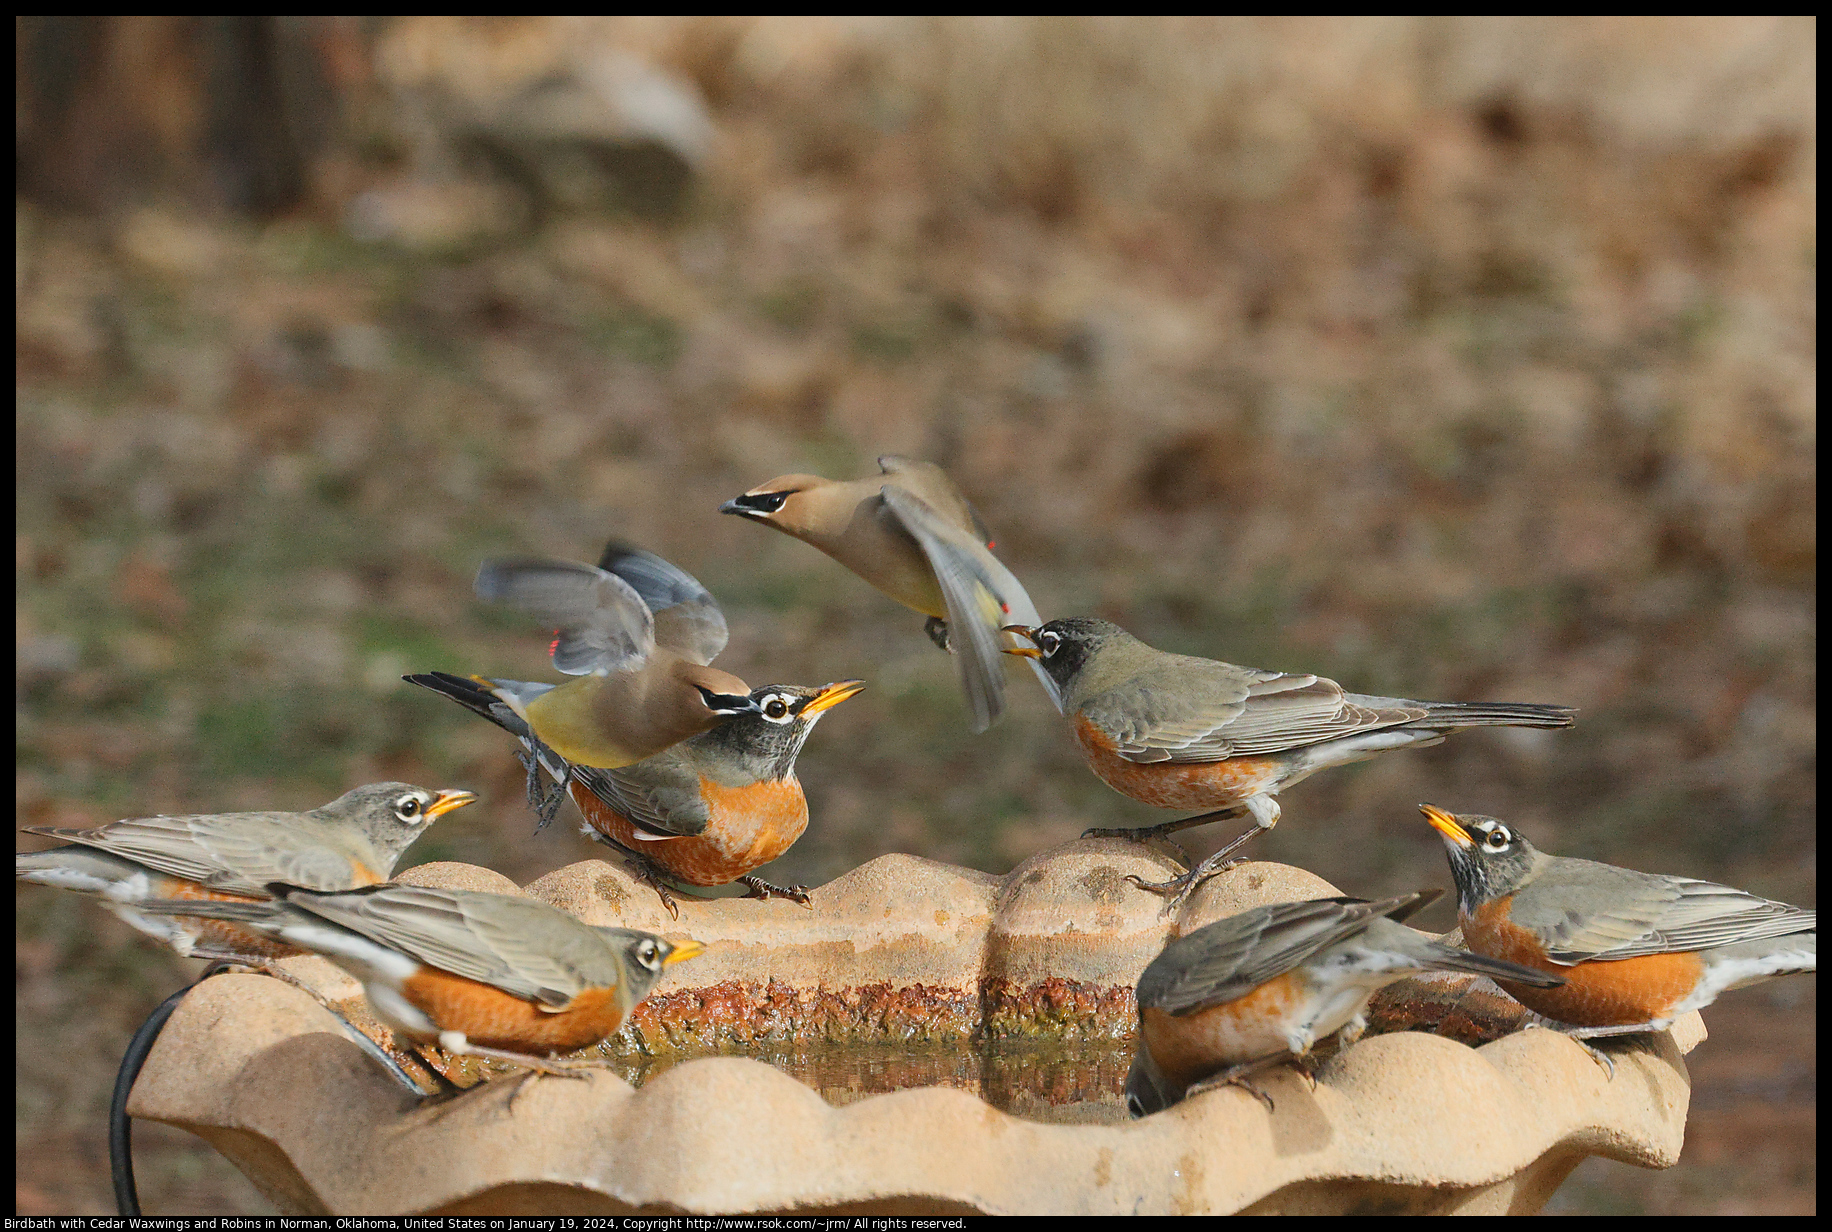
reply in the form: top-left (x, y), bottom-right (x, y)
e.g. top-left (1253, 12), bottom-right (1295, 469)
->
top-left (16, 16), bottom-right (1814, 1215)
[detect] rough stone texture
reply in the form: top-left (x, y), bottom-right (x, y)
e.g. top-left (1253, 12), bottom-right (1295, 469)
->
top-left (127, 848), bottom-right (1705, 1214)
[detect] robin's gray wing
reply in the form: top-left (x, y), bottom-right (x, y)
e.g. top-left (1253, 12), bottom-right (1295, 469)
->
top-left (1138, 895), bottom-right (1419, 1015)
top-left (19, 815), bottom-right (361, 896)
top-left (1081, 655), bottom-right (1420, 763)
top-left (573, 749), bottom-right (712, 839)
top-left (1510, 859), bottom-right (1817, 963)
top-left (475, 558), bottom-right (655, 677)
top-left (285, 886), bottom-right (619, 1008)
top-left (595, 542), bottom-right (729, 667)
top-left (880, 484), bottom-right (1052, 730)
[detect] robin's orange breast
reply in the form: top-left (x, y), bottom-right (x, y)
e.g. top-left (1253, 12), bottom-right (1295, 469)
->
top-left (399, 968), bottom-right (628, 1055)
top-left (573, 777), bottom-right (809, 887)
top-left (1074, 717), bottom-right (1286, 811)
top-left (1464, 898), bottom-right (1707, 1028)
top-left (1141, 972), bottom-right (1303, 1090)
top-left (158, 879), bottom-right (304, 960)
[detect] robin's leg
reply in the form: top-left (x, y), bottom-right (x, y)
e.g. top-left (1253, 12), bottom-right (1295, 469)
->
top-left (1183, 1052), bottom-right (1293, 1112)
top-left (736, 875), bottom-right (814, 907)
top-left (924, 616), bottom-right (952, 652)
top-left (437, 1033), bottom-right (602, 1078)
top-left (1125, 798), bottom-right (1280, 913)
top-left (578, 827), bottom-right (731, 920)
top-left (1082, 805), bottom-right (1248, 844)
top-left (1519, 1015), bottom-right (1663, 1080)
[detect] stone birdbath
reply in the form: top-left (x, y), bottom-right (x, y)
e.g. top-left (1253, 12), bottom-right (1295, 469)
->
top-left (126, 841), bottom-right (1702, 1215)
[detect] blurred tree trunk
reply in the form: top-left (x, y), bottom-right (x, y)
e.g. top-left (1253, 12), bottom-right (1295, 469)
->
top-left (17, 16), bottom-right (360, 217)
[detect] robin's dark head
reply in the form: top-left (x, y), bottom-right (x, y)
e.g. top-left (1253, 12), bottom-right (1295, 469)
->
top-left (999, 617), bottom-right (1129, 694)
top-left (596, 928), bottom-right (705, 1008)
top-left (1421, 804), bottom-right (1545, 912)
top-left (319, 782), bottom-right (478, 858)
top-left (1124, 1040), bottom-right (1176, 1118)
top-left (691, 680), bottom-right (866, 779)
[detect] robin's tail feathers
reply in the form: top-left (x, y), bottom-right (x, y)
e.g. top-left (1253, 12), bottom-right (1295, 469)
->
top-left (1427, 945), bottom-right (1567, 988)
top-left (130, 897), bottom-right (277, 923)
top-left (1413, 701), bottom-right (1577, 730)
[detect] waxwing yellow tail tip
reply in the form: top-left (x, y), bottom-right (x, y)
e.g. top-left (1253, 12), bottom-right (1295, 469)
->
top-left (1419, 803), bottom-right (1472, 846)
top-left (664, 938), bottom-right (706, 966)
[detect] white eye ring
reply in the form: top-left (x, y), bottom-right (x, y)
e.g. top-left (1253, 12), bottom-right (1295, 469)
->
top-left (1040, 631), bottom-right (1061, 657)
top-left (1485, 828), bottom-right (1510, 849)
top-left (394, 794), bottom-right (425, 822)
top-left (637, 940), bottom-right (659, 968)
top-left (761, 695), bottom-right (792, 723)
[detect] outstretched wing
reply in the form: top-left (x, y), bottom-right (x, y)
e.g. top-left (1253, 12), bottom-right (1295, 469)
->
top-left (476, 558), bottom-right (655, 676)
top-left (596, 541), bottom-right (729, 666)
top-left (880, 484), bottom-right (1056, 731)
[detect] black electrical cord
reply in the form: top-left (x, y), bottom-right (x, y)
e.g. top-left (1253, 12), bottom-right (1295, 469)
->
top-left (111, 964), bottom-right (238, 1217)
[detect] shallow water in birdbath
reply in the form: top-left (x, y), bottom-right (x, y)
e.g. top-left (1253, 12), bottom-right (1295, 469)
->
top-left (577, 973), bottom-right (1539, 1126)
top-left (610, 1037), bottom-right (1136, 1125)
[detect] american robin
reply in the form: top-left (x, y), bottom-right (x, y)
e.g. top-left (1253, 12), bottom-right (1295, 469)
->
top-left (132, 882), bottom-right (704, 1075)
top-left (1422, 804), bottom-right (1816, 1068)
top-left (1125, 890), bottom-right (1566, 1116)
top-left (407, 670), bottom-right (864, 913)
top-left (720, 455), bottom-right (1058, 732)
top-left (1001, 618), bottom-right (1575, 906)
top-left (468, 542), bottom-right (761, 779)
top-left (15, 783), bottom-right (476, 962)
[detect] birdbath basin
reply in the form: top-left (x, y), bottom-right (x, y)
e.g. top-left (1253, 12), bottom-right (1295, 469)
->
top-left (126, 842), bottom-right (1702, 1214)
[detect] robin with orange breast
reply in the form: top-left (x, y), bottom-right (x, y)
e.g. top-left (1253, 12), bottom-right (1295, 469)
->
top-left (1125, 889), bottom-right (1566, 1116)
top-left (1001, 618), bottom-right (1575, 907)
top-left (465, 543), bottom-right (763, 795)
top-left (1422, 804), bottom-right (1816, 1073)
top-left (721, 455), bottom-right (1060, 732)
top-left (15, 783), bottom-right (476, 962)
top-left (407, 671), bottom-right (864, 914)
top-left (133, 882), bottom-right (704, 1077)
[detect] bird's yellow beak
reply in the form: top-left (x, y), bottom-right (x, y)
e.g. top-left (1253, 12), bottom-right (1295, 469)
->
top-left (803, 679), bottom-right (867, 715)
top-left (664, 938), bottom-right (707, 966)
top-left (426, 789), bottom-right (479, 819)
top-left (1000, 625), bottom-right (1044, 658)
top-left (1420, 803), bottom-right (1472, 847)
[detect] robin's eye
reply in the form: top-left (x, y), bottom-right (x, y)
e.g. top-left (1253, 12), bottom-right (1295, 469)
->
top-left (763, 697), bottom-right (790, 721)
top-left (395, 795), bottom-right (423, 821)
top-left (1040, 631), bottom-right (1061, 657)
top-left (1485, 828), bottom-right (1510, 849)
top-left (637, 940), bottom-right (659, 967)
